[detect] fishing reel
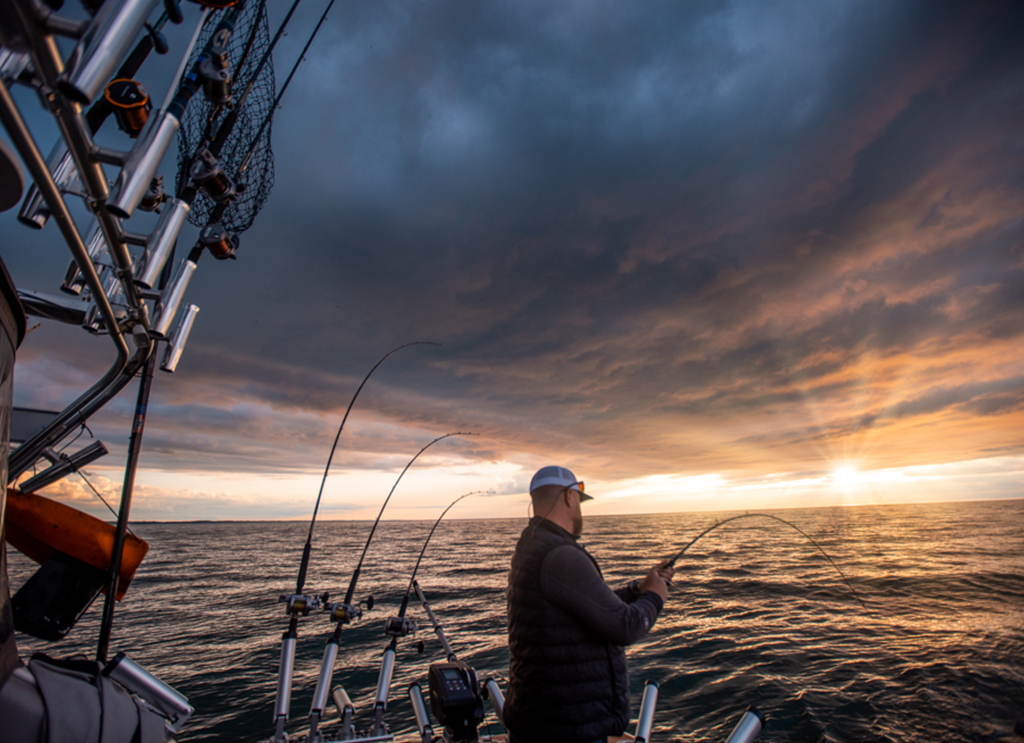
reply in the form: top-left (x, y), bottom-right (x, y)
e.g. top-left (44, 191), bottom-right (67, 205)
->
top-left (278, 592), bottom-right (323, 617)
top-left (190, 148), bottom-right (236, 203)
top-left (384, 616), bottom-right (417, 638)
top-left (323, 600), bottom-right (361, 625)
top-left (199, 222), bottom-right (239, 260)
top-left (198, 41), bottom-right (232, 104)
top-left (427, 661), bottom-right (485, 743)
top-left (104, 78), bottom-right (151, 138)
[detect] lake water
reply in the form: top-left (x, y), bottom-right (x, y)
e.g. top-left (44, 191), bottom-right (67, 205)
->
top-left (7, 499), bottom-right (1024, 742)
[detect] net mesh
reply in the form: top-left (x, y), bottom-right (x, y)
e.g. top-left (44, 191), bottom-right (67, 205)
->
top-left (176, 2), bottom-right (276, 234)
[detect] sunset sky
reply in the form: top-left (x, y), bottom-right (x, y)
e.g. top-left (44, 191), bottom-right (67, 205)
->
top-left (3, 0), bottom-right (1022, 521)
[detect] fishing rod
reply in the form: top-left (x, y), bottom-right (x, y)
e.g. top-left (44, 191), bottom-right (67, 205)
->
top-left (189, 0), bottom-right (340, 261)
top-left (306, 432), bottom-right (475, 740)
top-left (195, 0), bottom-right (295, 168)
top-left (341, 433), bottom-right (475, 611)
top-left (330, 490), bottom-right (484, 741)
top-left (343, 490), bottom-right (486, 743)
top-left (666, 513), bottom-right (868, 611)
top-left (271, 341), bottom-right (438, 741)
top-left (408, 582), bottom-right (497, 743)
top-left (297, 341), bottom-right (440, 596)
top-left (234, 0), bottom-right (339, 181)
top-left (366, 490), bottom-right (502, 743)
top-left (396, 490), bottom-right (487, 619)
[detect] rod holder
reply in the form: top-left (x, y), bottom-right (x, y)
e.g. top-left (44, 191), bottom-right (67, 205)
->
top-left (374, 646), bottom-right (396, 710)
top-left (634, 680), bottom-right (659, 743)
top-left (19, 142), bottom-right (78, 229)
top-left (724, 706), bottom-right (766, 743)
top-left (309, 640), bottom-right (339, 717)
top-left (332, 687), bottom-right (355, 739)
top-left (408, 683), bottom-right (433, 743)
top-left (61, 227), bottom-right (108, 295)
top-left (136, 197), bottom-right (189, 288)
top-left (107, 108), bottom-right (179, 219)
top-left (104, 653), bottom-right (193, 734)
top-left (152, 258), bottom-right (195, 337)
top-left (483, 678), bottom-right (505, 726)
top-left (273, 635), bottom-right (296, 724)
top-left (19, 440), bottom-right (108, 492)
top-left (160, 304), bottom-right (198, 373)
top-left (60, 0), bottom-right (163, 104)
top-left (372, 646), bottom-right (396, 737)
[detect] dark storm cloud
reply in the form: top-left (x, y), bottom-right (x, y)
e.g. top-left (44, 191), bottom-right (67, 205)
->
top-left (6, 0), bottom-right (1021, 493)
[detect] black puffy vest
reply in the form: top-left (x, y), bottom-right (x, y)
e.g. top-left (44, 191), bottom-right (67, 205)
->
top-left (504, 518), bottom-right (630, 742)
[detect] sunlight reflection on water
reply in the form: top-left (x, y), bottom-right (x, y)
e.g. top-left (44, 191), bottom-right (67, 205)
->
top-left (6, 499), bottom-right (1023, 741)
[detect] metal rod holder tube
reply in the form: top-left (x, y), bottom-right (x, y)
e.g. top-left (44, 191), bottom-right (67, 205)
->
top-left (153, 258), bottom-right (195, 337)
top-left (108, 108), bottom-right (179, 218)
top-left (273, 635), bottom-right (296, 723)
top-left (15, 18), bottom-right (149, 323)
top-left (484, 678), bottom-right (505, 726)
top-left (374, 646), bottom-right (395, 710)
top-left (309, 640), bottom-right (339, 716)
top-left (19, 439), bottom-right (108, 492)
top-left (413, 580), bottom-right (456, 661)
top-left (634, 680), bottom-right (659, 743)
top-left (62, 227), bottom-right (108, 294)
top-left (724, 707), bottom-right (765, 743)
top-left (408, 683), bottom-right (433, 743)
top-left (136, 197), bottom-right (188, 288)
top-left (160, 304), bottom-right (198, 373)
top-left (61, 0), bottom-right (162, 104)
top-left (104, 653), bottom-right (193, 733)
top-left (1, 58), bottom-right (132, 483)
top-left (19, 141), bottom-right (78, 229)
top-left (332, 687), bottom-right (355, 739)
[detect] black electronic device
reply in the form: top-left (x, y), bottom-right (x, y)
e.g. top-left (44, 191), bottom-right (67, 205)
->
top-left (427, 661), bottom-right (485, 742)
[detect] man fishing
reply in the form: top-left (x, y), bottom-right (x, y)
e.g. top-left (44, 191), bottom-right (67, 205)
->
top-left (504, 465), bottom-right (675, 743)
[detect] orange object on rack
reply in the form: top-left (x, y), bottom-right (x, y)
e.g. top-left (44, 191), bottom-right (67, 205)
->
top-left (4, 488), bottom-right (148, 600)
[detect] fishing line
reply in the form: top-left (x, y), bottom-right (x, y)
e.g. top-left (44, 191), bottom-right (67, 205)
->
top-left (293, 341), bottom-right (440, 596)
top-left (397, 490), bottom-right (490, 618)
top-left (341, 431), bottom-right (475, 608)
top-left (667, 513), bottom-right (868, 611)
top-left (73, 467), bottom-right (117, 520)
top-left (207, 0), bottom-right (300, 157)
top-left (230, 0), bottom-right (271, 93)
top-left (234, 0), bottom-right (339, 179)
top-left (56, 422), bottom-right (91, 453)
top-left (302, 433), bottom-right (475, 737)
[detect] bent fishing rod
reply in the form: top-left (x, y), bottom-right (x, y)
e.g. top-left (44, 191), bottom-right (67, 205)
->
top-left (378, 492), bottom-right (493, 730)
top-left (403, 491), bottom-right (512, 743)
top-left (305, 432), bottom-right (476, 739)
top-left (378, 490), bottom-right (490, 680)
top-left (338, 490), bottom-right (487, 740)
top-left (665, 512), bottom-right (868, 611)
top-left (396, 490), bottom-right (488, 619)
top-left (271, 341), bottom-right (437, 742)
top-left (296, 341), bottom-right (440, 597)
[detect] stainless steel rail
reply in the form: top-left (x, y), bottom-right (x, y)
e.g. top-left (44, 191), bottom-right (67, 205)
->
top-left (0, 73), bottom-right (135, 479)
top-left (11, 0), bottom-right (149, 326)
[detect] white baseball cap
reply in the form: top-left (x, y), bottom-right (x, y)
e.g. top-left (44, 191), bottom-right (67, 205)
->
top-left (529, 465), bottom-right (593, 501)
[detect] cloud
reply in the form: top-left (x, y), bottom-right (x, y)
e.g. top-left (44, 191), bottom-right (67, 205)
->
top-left (3, 0), bottom-right (1022, 517)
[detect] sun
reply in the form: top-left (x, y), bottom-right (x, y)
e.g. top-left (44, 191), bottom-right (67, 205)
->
top-left (832, 464), bottom-right (861, 490)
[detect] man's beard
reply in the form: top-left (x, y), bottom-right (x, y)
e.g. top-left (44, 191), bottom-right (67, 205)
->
top-left (572, 512), bottom-right (584, 537)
